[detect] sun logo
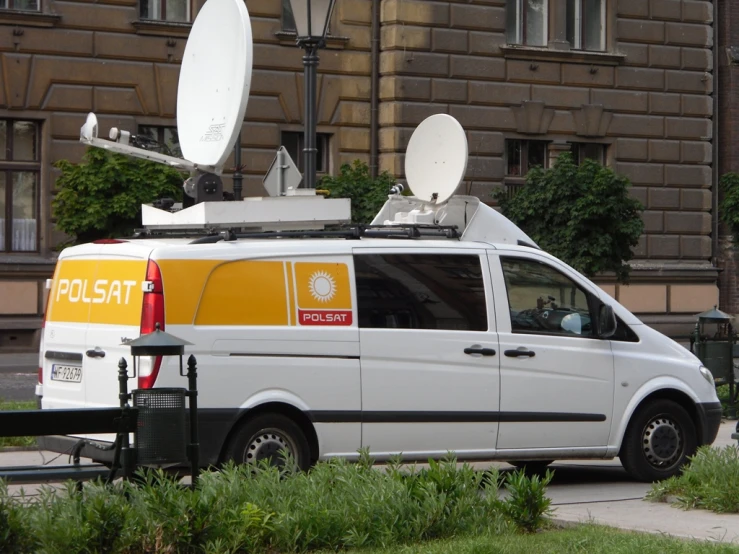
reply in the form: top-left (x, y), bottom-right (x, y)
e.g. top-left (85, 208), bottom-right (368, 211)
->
top-left (308, 271), bottom-right (336, 303)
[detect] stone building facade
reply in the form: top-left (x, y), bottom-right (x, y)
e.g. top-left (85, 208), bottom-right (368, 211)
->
top-left (0, 0), bottom-right (720, 350)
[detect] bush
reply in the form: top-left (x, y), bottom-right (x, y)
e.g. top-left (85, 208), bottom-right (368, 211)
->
top-left (0, 452), bottom-right (562, 552)
top-left (52, 147), bottom-right (184, 245)
top-left (647, 445), bottom-right (739, 513)
top-left (720, 172), bottom-right (739, 244)
top-left (494, 153), bottom-right (644, 284)
top-left (501, 469), bottom-right (554, 533)
top-left (318, 161), bottom-right (397, 224)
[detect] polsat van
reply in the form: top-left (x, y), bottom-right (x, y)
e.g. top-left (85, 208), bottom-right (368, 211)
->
top-left (36, 189), bottom-right (722, 483)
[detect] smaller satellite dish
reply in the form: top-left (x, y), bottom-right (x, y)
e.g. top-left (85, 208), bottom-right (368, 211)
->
top-left (176, 0), bottom-right (253, 168)
top-left (405, 114), bottom-right (468, 204)
top-left (80, 112), bottom-right (98, 141)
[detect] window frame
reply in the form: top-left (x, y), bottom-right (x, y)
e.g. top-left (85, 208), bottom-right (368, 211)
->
top-left (506, 0), bottom-right (549, 47)
top-left (139, 0), bottom-right (192, 23)
top-left (281, 130), bottom-right (332, 175)
top-left (569, 142), bottom-right (607, 165)
top-left (0, 0), bottom-right (40, 10)
top-left (500, 256), bottom-right (598, 339)
top-left (505, 139), bottom-right (550, 177)
top-left (0, 119), bottom-right (41, 253)
top-left (566, 0), bottom-right (606, 52)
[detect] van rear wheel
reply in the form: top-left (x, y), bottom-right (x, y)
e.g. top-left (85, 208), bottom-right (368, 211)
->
top-left (225, 413), bottom-right (311, 471)
top-left (619, 399), bottom-right (697, 482)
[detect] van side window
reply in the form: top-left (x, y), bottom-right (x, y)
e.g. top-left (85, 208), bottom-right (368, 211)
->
top-left (501, 257), bottom-right (593, 337)
top-left (354, 254), bottom-right (488, 331)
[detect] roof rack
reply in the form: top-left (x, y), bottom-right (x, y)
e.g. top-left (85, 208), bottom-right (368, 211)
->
top-left (131, 224), bottom-right (461, 243)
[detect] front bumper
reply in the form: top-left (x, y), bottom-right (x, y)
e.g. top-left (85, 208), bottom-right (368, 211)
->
top-left (696, 401), bottom-right (722, 445)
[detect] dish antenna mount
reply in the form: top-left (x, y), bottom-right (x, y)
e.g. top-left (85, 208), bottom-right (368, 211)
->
top-left (79, 0), bottom-right (253, 205)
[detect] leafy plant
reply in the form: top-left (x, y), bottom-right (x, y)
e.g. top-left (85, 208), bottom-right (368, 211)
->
top-left (494, 153), bottom-right (644, 283)
top-left (0, 482), bottom-right (32, 553)
top-left (720, 172), bottom-right (739, 244)
top-left (500, 469), bottom-right (554, 533)
top-left (647, 445), bottom-right (739, 513)
top-left (52, 147), bottom-right (185, 245)
top-left (318, 160), bottom-right (398, 224)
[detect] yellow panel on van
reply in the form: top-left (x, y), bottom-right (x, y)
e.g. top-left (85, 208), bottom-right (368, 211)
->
top-left (48, 259), bottom-right (147, 326)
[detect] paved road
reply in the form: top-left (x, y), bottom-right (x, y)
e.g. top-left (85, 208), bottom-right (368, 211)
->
top-left (0, 353), bottom-right (37, 402)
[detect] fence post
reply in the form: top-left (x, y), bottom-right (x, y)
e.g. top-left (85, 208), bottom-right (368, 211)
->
top-left (187, 354), bottom-right (200, 487)
top-left (118, 357), bottom-right (134, 479)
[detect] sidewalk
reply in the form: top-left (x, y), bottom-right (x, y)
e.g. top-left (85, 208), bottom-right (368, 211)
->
top-left (548, 420), bottom-right (739, 544)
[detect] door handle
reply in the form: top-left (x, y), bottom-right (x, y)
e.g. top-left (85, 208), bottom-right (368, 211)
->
top-left (504, 348), bottom-right (536, 358)
top-left (464, 346), bottom-right (496, 356)
top-left (85, 348), bottom-right (106, 359)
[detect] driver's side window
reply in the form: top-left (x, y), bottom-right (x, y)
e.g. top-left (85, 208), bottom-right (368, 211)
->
top-left (501, 257), bottom-right (593, 337)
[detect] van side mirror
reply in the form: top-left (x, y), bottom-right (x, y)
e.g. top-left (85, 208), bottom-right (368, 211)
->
top-left (595, 303), bottom-right (617, 339)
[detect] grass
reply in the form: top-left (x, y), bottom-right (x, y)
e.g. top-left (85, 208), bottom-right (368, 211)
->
top-left (317, 525), bottom-right (739, 554)
top-left (0, 399), bottom-right (36, 448)
top-left (648, 445), bottom-right (739, 513)
top-left (716, 385), bottom-right (737, 418)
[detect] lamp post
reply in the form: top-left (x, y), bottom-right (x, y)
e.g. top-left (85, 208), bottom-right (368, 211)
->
top-left (288, 0), bottom-right (336, 189)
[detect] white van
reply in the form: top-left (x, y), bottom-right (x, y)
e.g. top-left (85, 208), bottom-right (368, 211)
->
top-left (37, 192), bottom-right (721, 483)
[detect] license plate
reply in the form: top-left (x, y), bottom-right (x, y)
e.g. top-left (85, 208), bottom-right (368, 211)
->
top-left (51, 364), bottom-right (82, 383)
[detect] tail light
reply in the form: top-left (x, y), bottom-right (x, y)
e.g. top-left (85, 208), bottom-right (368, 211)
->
top-left (138, 260), bottom-right (165, 389)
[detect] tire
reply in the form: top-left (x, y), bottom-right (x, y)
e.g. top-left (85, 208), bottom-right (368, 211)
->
top-left (508, 460), bottom-right (554, 475)
top-left (224, 413), bottom-right (311, 471)
top-left (619, 399), bottom-right (697, 482)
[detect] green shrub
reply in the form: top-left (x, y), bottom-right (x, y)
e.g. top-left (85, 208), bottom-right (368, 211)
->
top-left (52, 147), bottom-right (184, 245)
top-left (318, 160), bottom-right (397, 224)
top-left (0, 453), bottom-right (562, 552)
top-left (0, 482), bottom-right (32, 553)
top-left (720, 172), bottom-right (739, 244)
top-left (493, 153), bottom-right (644, 284)
top-left (500, 469), bottom-right (554, 533)
top-left (647, 446), bottom-right (739, 513)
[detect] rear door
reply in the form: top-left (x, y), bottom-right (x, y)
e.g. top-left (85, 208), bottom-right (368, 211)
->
top-left (42, 244), bottom-right (102, 410)
top-left (355, 248), bottom-right (500, 459)
top-left (83, 249), bottom-right (150, 409)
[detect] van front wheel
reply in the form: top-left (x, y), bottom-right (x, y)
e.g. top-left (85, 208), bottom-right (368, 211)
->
top-left (619, 399), bottom-right (697, 482)
top-left (224, 413), bottom-right (311, 471)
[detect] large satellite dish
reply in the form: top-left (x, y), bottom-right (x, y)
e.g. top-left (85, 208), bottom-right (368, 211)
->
top-left (177, 0), bottom-right (253, 168)
top-left (405, 114), bottom-right (468, 204)
top-left (79, 0), bottom-right (253, 175)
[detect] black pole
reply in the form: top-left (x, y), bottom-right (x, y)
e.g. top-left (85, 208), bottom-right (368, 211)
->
top-left (302, 43), bottom-right (319, 189)
top-left (186, 354), bottom-right (200, 487)
top-left (117, 357), bottom-right (133, 479)
top-left (233, 131), bottom-right (243, 201)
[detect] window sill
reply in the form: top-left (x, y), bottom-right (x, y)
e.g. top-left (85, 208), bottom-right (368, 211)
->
top-left (133, 19), bottom-right (192, 38)
top-left (500, 45), bottom-right (626, 66)
top-left (0, 9), bottom-right (60, 28)
top-left (275, 31), bottom-right (349, 50)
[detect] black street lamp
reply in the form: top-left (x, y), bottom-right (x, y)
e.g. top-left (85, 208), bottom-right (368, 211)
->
top-left (288, 0), bottom-right (336, 189)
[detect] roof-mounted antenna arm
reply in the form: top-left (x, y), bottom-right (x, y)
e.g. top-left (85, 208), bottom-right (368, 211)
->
top-left (79, 112), bottom-right (215, 174)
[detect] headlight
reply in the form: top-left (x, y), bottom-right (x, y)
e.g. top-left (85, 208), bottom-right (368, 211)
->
top-left (699, 365), bottom-right (715, 387)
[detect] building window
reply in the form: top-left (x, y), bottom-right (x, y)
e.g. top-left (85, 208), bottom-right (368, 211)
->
top-left (282, 0), bottom-right (296, 31)
top-left (0, 0), bottom-right (39, 10)
top-left (570, 142), bottom-right (606, 164)
top-left (140, 0), bottom-right (190, 22)
top-left (566, 0), bottom-right (606, 51)
top-left (281, 131), bottom-right (330, 174)
top-left (506, 139), bottom-right (548, 177)
top-left (0, 120), bottom-right (39, 253)
top-left (137, 126), bottom-right (182, 158)
top-left (506, 0), bottom-right (548, 47)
